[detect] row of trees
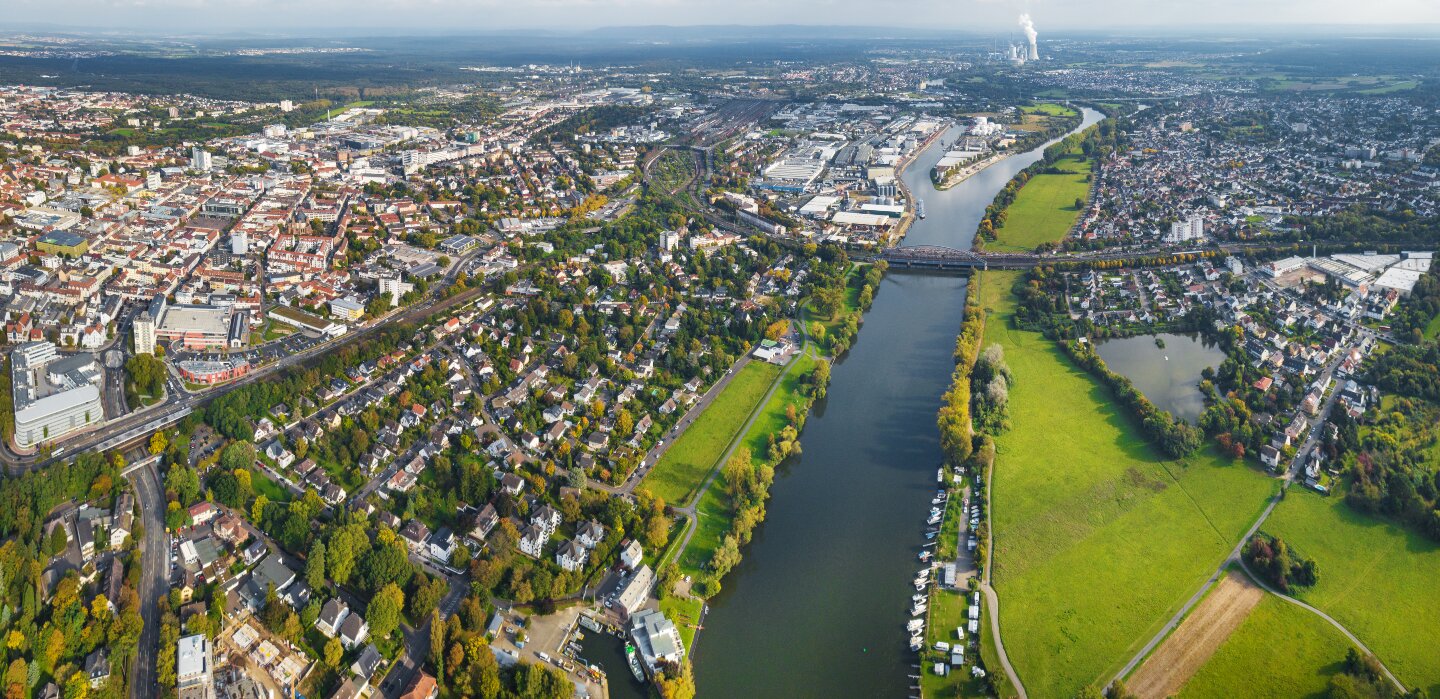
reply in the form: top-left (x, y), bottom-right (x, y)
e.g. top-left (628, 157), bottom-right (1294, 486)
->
top-left (939, 284), bottom-right (987, 465)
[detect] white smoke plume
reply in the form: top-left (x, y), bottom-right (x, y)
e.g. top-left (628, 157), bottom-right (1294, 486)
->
top-left (1018, 13), bottom-right (1038, 60)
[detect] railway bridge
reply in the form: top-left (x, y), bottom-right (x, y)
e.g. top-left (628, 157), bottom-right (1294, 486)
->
top-left (877, 245), bottom-right (1041, 271)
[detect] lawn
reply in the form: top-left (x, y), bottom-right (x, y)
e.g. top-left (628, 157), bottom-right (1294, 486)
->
top-left (1022, 103), bottom-right (1077, 117)
top-left (1178, 588), bottom-right (1354, 698)
top-left (988, 154), bottom-right (1092, 253)
top-left (659, 595), bottom-right (705, 652)
top-left (1265, 489), bottom-right (1440, 694)
top-left (677, 348), bottom-right (818, 580)
top-left (980, 271), bottom-right (1277, 698)
top-left (1424, 313), bottom-right (1440, 341)
top-left (641, 360), bottom-right (781, 506)
top-left (250, 467), bottom-right (292, 503)
top-left (920, 588), bottom-right (988, 698)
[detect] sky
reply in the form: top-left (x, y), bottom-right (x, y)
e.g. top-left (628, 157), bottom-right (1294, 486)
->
top-left (10, 0), bottom-right (1440, 34)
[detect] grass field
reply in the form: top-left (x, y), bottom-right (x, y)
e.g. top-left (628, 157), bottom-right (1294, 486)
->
top-left (677, 349), bottom-right (818, 580)
top-left (1424, 314), bottom-right (1440, 341)
top-left (1022, 103), bottom-right (1077, 117)
top-left (1178, 590), bottom-right (1354, 698)
top-left (979, 271), bottom-right (1277, 697)
top-left (659, 595), bottom-right (705, 651)
top-left (250, 467), bottom-right (292, 503)
top-left (920, 588), bottom-right (988, 698)
top-left (641, 360), bottom-right (781, 506)
top-left (988, 154), bottom-right (1092, 253)
top-left (1265, 489), bottom-right (1440, 694)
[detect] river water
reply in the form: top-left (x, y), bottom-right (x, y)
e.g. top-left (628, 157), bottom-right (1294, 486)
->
top-left (694, 109), bottom-right (1102, 697)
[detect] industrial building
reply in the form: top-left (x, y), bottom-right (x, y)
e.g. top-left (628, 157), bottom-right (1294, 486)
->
top-left (11, 341), bottom-right (104, 449)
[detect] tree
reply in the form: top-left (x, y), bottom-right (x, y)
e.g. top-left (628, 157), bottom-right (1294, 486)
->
top-left (45, 525), bottom-right (68, 557)
top-left (368, 583), bottom-right (405, 640)
top-left (220, 442), bottom-right (256, 472)
top-left (812, 286), bottom-right (844, 319)
top-left (306, 541), bottom-right (327, 590)
top-left (657, 660), bottom-right (697, 699)
top-left (721, 447), bottom-right (753, 496)
top-left (149, 430), bottom-right (168, 455)
top-left (323, 637), bottom-right (343, 667)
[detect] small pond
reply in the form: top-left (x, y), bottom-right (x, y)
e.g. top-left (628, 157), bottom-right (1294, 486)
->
top-left (1094, 332), bottom-right (1225, 423)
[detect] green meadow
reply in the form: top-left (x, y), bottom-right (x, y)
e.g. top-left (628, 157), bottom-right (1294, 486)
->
top-left (979, 271), bottom-right (1276, 697)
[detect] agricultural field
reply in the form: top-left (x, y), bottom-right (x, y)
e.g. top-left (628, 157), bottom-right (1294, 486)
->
top-left (1177, 590), bottom-right (1356, 698)
top-left (979, 271), bottom-right (1277, 698)
top-left (641, 360), bottom-right (781, 506)
top-left (1127, 572), bottom-right (1265, 698)
top-left (1265, 489), bottom-right (1440, 694)
top-left (987, 154), bottom-right (1092, 253)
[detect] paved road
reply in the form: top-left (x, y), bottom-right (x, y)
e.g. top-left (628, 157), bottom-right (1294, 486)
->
top-left (666, 321), bottom-right (811, 570)
top-left (4, 260), bottom-right (491, 473)
top-left (127, 455), bottom-right (167, 699)
top-left (1235, 557), bottom-right (1405, 691)
top-left (978, 418), bottom-right (1027, 699)
top-left (380, 573), bottom-right (468, 697)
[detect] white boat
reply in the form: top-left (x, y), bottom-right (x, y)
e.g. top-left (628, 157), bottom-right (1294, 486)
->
top-left (918, 551), bottom-right (931, 561)
top-left (937, 468), bottom-right (944, 483)
top-left (910, 638), bottom-right (924, 652)
top-left (912, 594), bottom-right (927, 604)
top-left (625, 644), bottom-right (645, 683)
top-left (911, 606), bottom-right (927, 617)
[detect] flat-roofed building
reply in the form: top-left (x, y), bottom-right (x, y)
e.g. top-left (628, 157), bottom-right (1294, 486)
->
top-left (177, 634), bottom-right (213, 699)
top-left (156, 305), bottom-right (237, 351)
top-left (11, 341), bottom-right (104, 449)
top-left (329, 297), bottom-right (365, 322)
top-left (268, 305), bottom-right (345, 337)
top-left (36, 230), bottom-right (89, 257)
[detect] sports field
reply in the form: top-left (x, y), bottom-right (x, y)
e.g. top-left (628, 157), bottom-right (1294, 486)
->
top-left (1266, 488), bottom-right (1440, 694)
top-left (988, 154), bottom-right (1092, 253)
top-left (979, 271), bottom-right (1276, 697)
top-left (641, 360), bottom-right (782, 506)
top-left (1177, 589), bottom-right (1355, 698)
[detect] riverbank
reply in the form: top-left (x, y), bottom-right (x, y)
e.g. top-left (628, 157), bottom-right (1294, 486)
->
top-left (933, 151), bottom-right (1011, 191)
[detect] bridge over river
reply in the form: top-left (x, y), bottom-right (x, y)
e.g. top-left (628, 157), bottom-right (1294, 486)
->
top-left (873, 244), bottom-right (1041, 271)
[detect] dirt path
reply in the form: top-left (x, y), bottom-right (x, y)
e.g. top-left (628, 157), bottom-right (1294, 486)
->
top-left (1126, 573), bottom-right (1265, 699)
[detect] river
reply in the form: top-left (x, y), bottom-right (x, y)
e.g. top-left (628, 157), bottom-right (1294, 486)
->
top-left (695, 108), bottom-right (1103, 696)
